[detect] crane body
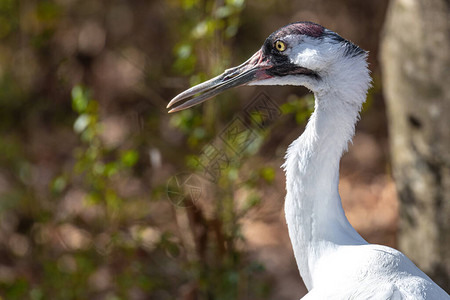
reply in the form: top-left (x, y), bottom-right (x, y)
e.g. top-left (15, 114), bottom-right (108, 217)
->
top-left (168, 21), bottom-right (450, 299)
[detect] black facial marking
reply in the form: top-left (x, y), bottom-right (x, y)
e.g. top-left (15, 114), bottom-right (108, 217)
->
top-left (266, 63), bottom-right (319, 78)
top-left (262, 42), bottom-right (318, 78)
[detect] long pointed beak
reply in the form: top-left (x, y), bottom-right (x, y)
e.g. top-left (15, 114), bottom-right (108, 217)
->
top-left (167, 50), bottom-right (272, 113)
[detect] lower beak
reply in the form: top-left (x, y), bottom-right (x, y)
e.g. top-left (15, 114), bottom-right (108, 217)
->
top-left (167, 50), bottom-right (272, 113)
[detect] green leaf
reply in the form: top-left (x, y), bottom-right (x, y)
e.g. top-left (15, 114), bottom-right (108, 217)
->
top-left (259, 167), bottom-right (275, 182)
top-left (121, 150), bottom-right (139, 167)
top-left (104, 162), bottom-right (119, 177)
top-left (51, 175), bottom-right (67, 193)
top-left (71, 85), bottom-right (88, 113)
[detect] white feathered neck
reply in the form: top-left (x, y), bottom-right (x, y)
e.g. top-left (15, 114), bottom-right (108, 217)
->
top-left (282, 51), bottom-right (371, 290)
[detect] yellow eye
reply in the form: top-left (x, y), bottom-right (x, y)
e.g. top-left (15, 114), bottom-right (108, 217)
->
top-left (275, 40), bottom-right (286, 52)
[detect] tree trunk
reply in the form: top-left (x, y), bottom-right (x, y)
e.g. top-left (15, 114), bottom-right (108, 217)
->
top-left (380, 0), bottom-right (450, 291)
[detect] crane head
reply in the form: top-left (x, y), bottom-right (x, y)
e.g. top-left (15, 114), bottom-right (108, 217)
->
top-left (167, 21), bottom-right (366, 113)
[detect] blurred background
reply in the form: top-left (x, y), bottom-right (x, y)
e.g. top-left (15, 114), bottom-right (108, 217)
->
top-left (0, 0), bottom-right (448, 299)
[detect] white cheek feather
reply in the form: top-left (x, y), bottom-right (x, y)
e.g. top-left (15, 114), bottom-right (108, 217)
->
top-left (292, 48), bottom-right (319, 67)
top-left (289, 36), bottom-right (334, 69)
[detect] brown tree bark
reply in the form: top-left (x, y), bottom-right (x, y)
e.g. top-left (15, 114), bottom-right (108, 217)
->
top-left (380, 0), bottom-right (450, 291)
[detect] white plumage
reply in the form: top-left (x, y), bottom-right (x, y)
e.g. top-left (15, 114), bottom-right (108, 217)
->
top-left (168, 22), bottom-right (449, 299)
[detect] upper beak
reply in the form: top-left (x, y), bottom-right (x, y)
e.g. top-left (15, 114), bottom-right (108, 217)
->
top-left (167, 49), bottom-right (272, 113)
